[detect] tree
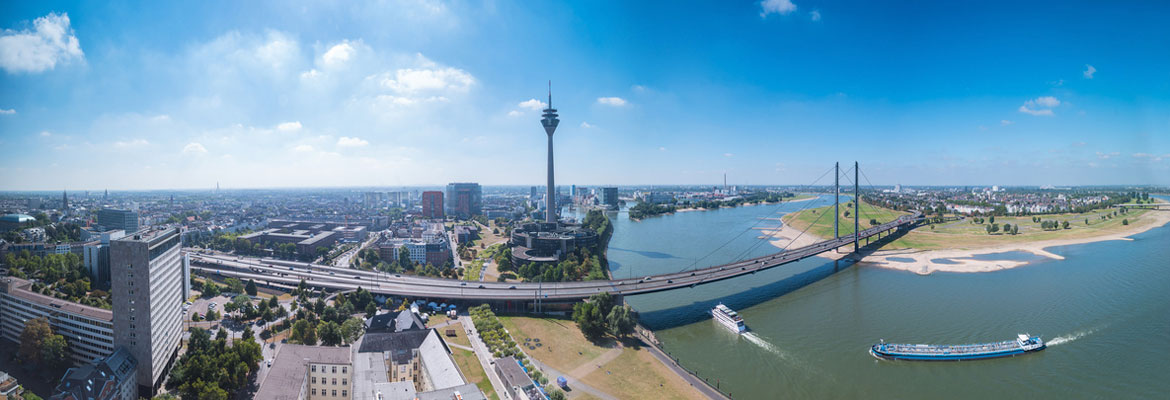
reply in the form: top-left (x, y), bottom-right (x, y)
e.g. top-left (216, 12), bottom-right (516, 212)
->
top-left (985, 224), bottom-right (993, 235)
top-left (291, 319), bottom-right (317, 345)
top-left (41, 334), bottom-right (70, 371)
top-left (224, 278), bottom-right (245, 294)
top-left (202, 281), bottom-right (221, 298)
top-left (341, 317), bottom-right (365, 344)
top-left (548, 388), bottom-right (566, 400)
top-left (19, 317), bottom-right (52, 364)
top-left (572, 302), bottom-right (605, 340)
top-left (245, 279), bottom-right (258, 296)
top-left (1002, 223), bottom-right (1011, 233)
top-left (606, 305), bottom-right (636, 339)
top-left (365, 301), bottom-right (378, 318)
top-left (1011, 225), bottom-right (1019, 235)
top-left (989, 216), bottom-right (995, 224)
top-left (1062, 221), bottom-right (1070, 229)
top-left (319, 321), bottom-right (342, 346)
top-left (1123, 219), bottom-right (1129, 225)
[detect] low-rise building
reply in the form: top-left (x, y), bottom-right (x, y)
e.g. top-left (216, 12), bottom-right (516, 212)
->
top-left (0, 277), bottom-right (115, 366)
top-left (494, 356), bottom-right (542, 400)
top-left (254, 344), bottom-right (353, 400)
top-left (50, 346), bottom-right (138, 400)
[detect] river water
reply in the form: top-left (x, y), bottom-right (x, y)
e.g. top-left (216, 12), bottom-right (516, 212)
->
top-left (580, 194), bottom-right (1170, 399)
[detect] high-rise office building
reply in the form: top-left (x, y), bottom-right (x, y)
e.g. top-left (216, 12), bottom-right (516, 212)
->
top-left (444, 183), bottom-right (482, 219)
top-left (601, 187), bottom-right (619, 208)
top-left (110, 228), bottom-right (184, 397)
top-left (421, 191), bottom-right (444, 219)
top-left (98, 209), bottom-right (140, 234)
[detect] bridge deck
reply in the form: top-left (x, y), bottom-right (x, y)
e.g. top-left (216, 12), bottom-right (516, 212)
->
top-left (190, 211), bottom-right (921, 301)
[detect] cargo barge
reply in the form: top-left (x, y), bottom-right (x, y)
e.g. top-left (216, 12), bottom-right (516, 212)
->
top-left (870, 334), bottom-right (1045, 361)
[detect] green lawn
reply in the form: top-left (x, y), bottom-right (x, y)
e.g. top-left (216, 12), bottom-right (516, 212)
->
top-left (452, 349), bottom-right (499, 400)
top-left (463, 260), bottom-right (484, 281)
top-left (782, 200), bottom-right (909, 239)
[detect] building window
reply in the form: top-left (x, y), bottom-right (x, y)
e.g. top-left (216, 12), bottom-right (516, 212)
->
top-left (332, 390), bottom-right (337, 397)
top-left (312, 365), bottom-right (316, 372)
top-left (312, 377), bottom-right (316, 384)
top-left (342, 390), bottom-right (347, 397)
top-left (342, 366), bottom-right (347, 373)
top-left (332, 366), bottom-right (337, 373)
top-left (341, 379), bottom-right (347, 385)
top-left (312, 389), bottom-right (316, 396)
top-left (332, 378), bottom-right (336, 385)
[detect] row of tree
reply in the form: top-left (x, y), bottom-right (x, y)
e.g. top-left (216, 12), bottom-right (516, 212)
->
top-left (3, 251), bottom-right (110, 309)
top-left (166, 327), bottom-right (262, 400)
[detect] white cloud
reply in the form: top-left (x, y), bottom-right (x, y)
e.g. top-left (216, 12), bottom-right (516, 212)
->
top-left (337, 136), bottom-right (369, 147)
top-left (597, 97), bottom-right (628, 107)
top-left (1000, 120), bottom-right (1013, 126)
top-left (518, 99), bottom-right (547, 111)
top-left (253, 32), bottom-right (298, 71)
top-left (0, 12), bottom-right (84, 73)
top-left (39, 131), bottom-right (51, 137)
top-left (293, 144), bottom-right (315, 152)
top-left (0, 108), bottom-right (14, 115)
top-left (760, 0), bottom-right (798, 18)
top-left (380, 64), bottom-right (474, 95)
top-left (322, 42), bottom-right (355, 67)
top-left (114, 139), bottom-right (149, 148)
top-left (659, 147), bottom-right (667, 152)
top-left (723, 153), bottom-right (734, 157)
top-left (1019, 96), bottom-right (1060, 116)
top-left (632, 85), bottom-right (647, 93)
top-left (300, 69), bottom-right (320, 79)
top-left (580, 122), bottom-right (593, 128)
top-left (276, 121), bottom-right (303, 132)
top-left (1083, 64), bottom-right (1096, 79)
top-left (1096, 151), bottom-right (1119, 159)
top-left (810, 10), bottom-right (821, 21)
top-left (1132, 153), bottom-right (1151, 158)
top-left (507, 110), bottom-right (522, 117)
top-left (182, 142), bottom-right (208, 154)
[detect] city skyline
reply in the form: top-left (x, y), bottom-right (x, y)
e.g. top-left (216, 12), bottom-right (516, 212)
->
top-left (2, 0), bottom-right (1170, 190)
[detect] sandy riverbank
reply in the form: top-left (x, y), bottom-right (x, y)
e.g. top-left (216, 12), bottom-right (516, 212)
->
top-left (764, 209), bottom-right (1170, 275)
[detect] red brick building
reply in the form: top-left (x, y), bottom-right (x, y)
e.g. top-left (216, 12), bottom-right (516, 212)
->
top-left (421, 191), bottom-right (444, 219)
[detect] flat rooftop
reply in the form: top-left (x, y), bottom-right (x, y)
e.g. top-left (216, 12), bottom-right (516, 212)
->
top-left (0, 277), bottom-right (113, 321)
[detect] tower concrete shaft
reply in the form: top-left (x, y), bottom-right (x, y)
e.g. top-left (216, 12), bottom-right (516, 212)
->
top-left (834, 162), bottom-right (839, 240)
top-left (541, 83), bottom-right (560, 223)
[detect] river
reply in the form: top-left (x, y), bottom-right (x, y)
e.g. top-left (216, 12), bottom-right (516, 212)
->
top-left (576, 194), bottom-right (1170, 399)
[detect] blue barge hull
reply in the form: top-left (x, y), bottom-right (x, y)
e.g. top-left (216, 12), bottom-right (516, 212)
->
top-left (871, 334), bottom-right (1046, 361)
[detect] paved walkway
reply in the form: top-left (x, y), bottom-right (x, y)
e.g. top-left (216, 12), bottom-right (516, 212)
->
top-left (641, 341), bottom-right (730, 400)
top-left (525, 356), bottom-right (617, 400)
top-left (460, 316), bottom-right (509, 399)
top-left (448, 342), bottom-right (474, 352)
top-left (567, 346), bottom-right (623, 378)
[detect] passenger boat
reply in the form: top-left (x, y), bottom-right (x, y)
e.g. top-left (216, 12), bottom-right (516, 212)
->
top-left (711, 303), bottom-right (747, 334)
top-left (870, 334), bottom-right (1045, 361)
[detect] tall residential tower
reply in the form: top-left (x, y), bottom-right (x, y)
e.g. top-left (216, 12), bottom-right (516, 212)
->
top-left (541, 83), bottom-right (560, 223)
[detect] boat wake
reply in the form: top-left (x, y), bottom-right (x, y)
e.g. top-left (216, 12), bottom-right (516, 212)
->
top-left (742, 332), bottom-right (785, 358)
top-left (1048, 328), bottom-right (1099, 346)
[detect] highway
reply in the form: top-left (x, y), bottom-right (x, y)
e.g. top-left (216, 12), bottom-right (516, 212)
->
top-left (189, 211), bottom-right (920, 302)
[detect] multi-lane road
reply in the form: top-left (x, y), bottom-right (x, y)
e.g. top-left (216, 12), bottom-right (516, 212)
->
top-left (189, 212), bottom-right (919, 302)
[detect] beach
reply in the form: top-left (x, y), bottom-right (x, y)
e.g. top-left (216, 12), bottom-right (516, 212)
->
top-left (765, 209), bottom-right (1170, 275)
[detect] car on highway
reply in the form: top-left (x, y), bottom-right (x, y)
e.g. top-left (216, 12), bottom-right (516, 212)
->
top-left (478, 285), bottom-right (485, 289)
top-left (509, 286), bottom-right (517, 289)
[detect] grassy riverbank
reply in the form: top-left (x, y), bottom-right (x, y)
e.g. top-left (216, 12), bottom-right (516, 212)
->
top-left (779, 199), bottom-right (1169, 251)
top-left (498, 316), bottom-right (705, 400)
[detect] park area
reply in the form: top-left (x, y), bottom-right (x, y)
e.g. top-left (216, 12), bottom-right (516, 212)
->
top-left (782, 200), bottom-right (1162, 251)
top-left (498, 316), bottom-right (706, 400)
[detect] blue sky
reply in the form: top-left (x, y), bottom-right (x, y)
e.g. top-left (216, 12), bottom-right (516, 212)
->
top-left (1, 0), bottom-right (1168, 190)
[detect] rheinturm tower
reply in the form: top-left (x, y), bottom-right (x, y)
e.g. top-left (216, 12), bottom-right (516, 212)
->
top-left (541, 82), bottom-right (560, 223)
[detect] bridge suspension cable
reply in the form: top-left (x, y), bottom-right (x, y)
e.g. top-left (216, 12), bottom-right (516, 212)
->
top-left (728, 163), bottom-right (864, 263)
top-left (677, 165), bottom-right (837, 273)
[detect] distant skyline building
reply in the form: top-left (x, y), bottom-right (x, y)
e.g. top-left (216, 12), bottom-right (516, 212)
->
top-left (110, 228), bottom-right (184, 397)
top-left (601, 187), bottom-right (619, 208)
top-left (98, 209), bottom-right (140, 234)
top-left (541, 83), bottom-right (560, 223)
top-left (444, 183), bottom-right (482, 219)
top-left (62, 190), bottom-right (68, 210)
top-left (421, 191), bottom-right (444, 219)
